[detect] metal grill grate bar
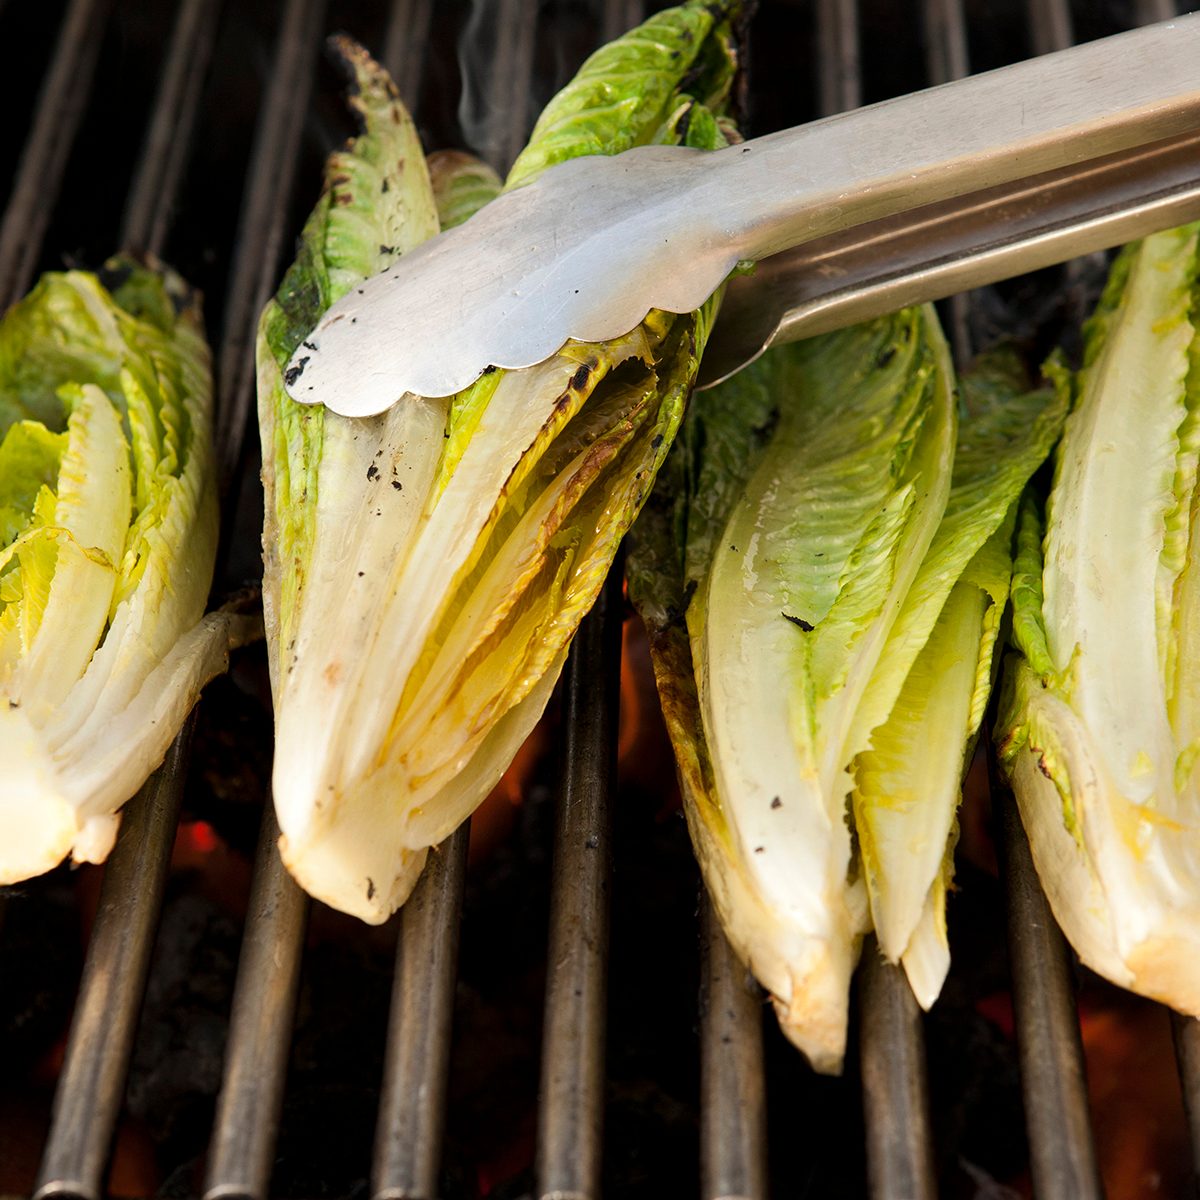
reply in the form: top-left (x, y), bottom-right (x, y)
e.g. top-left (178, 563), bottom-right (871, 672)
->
top-left (212, 0), bottom-right (328, 498)
top-left (382, 0), bottom-right (434, 112)
top-left (816, 0), bottom-right (861, 117)
top-left (204, 806), bottom-right (311, 1200)
top-left (535, 570), bottom-right (622, 1200)
top-left (200, 0), bottom-right (328, 1192)
top-left (603, 0), bottom-right (646, 46)
top-left (1172, 1012), bottom-right (1200, 1185)
top-left (120, 0), bottom-right (222, 258)
top-left (0, 0), bottom-right (111, 309)
top-left (997, 784), bottom-right (1102, 1199)
top-left (858, 945), bottom-right (937, 1200)
top-left (1025, 0), bottom-right (1074, 56)
top-left (483, 0), bottom-right (539, 176)
top-left (1137, 0), bottom-right (1181, 20)
top-left (367, 20), bottom-right (471, 1192)
top-left (371, 825), bottom-right (470, 1200)
top-left (34, 725), bottom-right (195, 1200)
top-left (700, 896), bottom-right (767, 1200)
top-left (921, 0), bottom-right (973, 365)
top-left (689, 2), bottom-right (771, 1190)
top-left (921, 6), bottom-right (1100, 1193)
top-left (813, 3), bottom-right (939, 1192)
top-left (921, 0), bottom-right (968, 86)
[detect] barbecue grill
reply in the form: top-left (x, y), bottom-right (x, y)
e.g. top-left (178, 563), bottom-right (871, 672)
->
top-left (1, 1), bottom-right (1198, 1198)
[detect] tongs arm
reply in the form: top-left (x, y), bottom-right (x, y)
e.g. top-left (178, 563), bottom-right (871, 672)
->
top-left (700, 17), bottom-right (1200, 265)
top-left (700, 128), bottom-right (1200, 387)
top-left (286, 14), bottom-right (1200, 414)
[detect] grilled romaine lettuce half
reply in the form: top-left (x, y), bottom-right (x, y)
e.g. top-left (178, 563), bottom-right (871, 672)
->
top-left (997, 223), bottom-right (1200, 1014)
top-left (851, 349), bottom-right (1066, 1007)
top-left (259, 7), bottom-right (742, 923)
top-left (628, 313), bottom-right (1065, 1071)
top-left (0, 260), bottom-right (251, 883)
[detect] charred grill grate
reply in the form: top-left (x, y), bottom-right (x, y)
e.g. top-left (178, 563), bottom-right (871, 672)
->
top-left (0, 2), bottom-right (1198, 1198)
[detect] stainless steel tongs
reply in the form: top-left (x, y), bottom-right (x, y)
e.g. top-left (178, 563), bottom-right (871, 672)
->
top-left (284, 13), bottom-right (1200, 417)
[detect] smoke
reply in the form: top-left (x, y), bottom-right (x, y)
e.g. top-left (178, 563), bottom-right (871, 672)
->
top-left (457, 0), bottom-right (631, 175)
top-left (456, 0), bottom-right (540, 174)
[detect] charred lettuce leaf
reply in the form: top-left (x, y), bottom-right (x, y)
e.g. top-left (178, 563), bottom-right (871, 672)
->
top-left (629, 321), bottom-right (1065, 1071)
top-left (259, 6), bottom-right (743, 922)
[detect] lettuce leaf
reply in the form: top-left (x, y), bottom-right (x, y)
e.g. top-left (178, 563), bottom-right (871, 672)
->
top-left (630, 324), bottom-right (1066, 1070)
top-left (0, 262), bottom-right (254, 883)
top-left (997, 223), bottom-right (1200, 1014)
top-left (260, 7), bottom-right (744, 922)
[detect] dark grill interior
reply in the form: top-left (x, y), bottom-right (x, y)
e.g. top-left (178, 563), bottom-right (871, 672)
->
top-left (1, 2), bottom-right (1199, 1198)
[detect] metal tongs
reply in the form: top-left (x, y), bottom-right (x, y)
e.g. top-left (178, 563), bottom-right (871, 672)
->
top-left (286, 14), bottom-right (1200, 417)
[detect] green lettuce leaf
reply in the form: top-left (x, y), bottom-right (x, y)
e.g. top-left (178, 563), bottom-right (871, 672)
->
top-left (632, 307), bottom-right (955, 1072)
top-left (997, 222), bottom-right (1200, 1015)
top-left (427, 150), bottom-right (503, 230)
top-left (853, 352), bottom-right (1067, 1007)
top-left (260, 7), bottom-right (743, 922)
top-left (0, 262), bottom-right (253, 884)
top-left (630, 326), bottom-right (1067, 1069)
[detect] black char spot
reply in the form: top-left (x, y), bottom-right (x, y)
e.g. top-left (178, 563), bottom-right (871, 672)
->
top-left (783, 612), bottom-right (814, 632)
top-left (284, 356), bottom-right (309, 386)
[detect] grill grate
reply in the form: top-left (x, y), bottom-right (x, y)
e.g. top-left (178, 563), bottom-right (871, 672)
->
top-left (35, 730), bottom-right (195, 1200)
top-left (0, 0), bottom-right (111, 311)
top-left (1, 2), bottom-right (1199, 1198)
top-left (997, 783), bottom-right (1102, 1198)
